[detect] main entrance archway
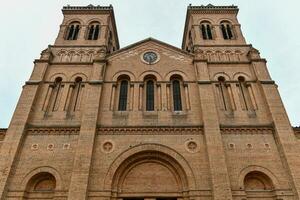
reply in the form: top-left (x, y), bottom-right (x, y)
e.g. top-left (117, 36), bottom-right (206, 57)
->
top-left (104, 144), bottom-right (196, 200)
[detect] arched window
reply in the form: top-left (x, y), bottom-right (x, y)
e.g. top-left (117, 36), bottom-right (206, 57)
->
top-left (217, 76), bottom-right (233, 111)
top-left (200, 21), bottom-right (213, 40)
top-left (66, 22), bottom-right (80, 40)
top-left (87, 22), bottom-right (100, 40)
top-left (43, 77), bottom-right (64, 114)
top-left (66, 77), bottom-right (84, 114)
top-left (237, 76), bottom-right (255, 111)
top-left (172, 80), bottom-right (182, 111)
top-left (220, 21), bottom-right (234, 40)
top-left (146, 80), bottom-right (155, 111)
top-left (118, 80), bottom-right (129, 111)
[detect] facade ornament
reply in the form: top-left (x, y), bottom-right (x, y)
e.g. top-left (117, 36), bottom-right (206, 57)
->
top-left (40, 47), bottom-right (53, 61)
top-left (247, 47), bottom-right (261, 60)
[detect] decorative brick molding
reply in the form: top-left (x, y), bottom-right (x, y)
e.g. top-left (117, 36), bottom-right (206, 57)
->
top-left (26, 127), bottom-right (80, 135)
top-left (220, 126), bottom-right (273, 135)
top-left (97, 126), bottom-right (203, 135)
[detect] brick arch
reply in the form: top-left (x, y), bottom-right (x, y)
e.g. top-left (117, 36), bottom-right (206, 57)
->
top-left (20, 166), bottom-right (63, 191)
top-left (238, 165), bottom-right (280, 190)
top-left (138, 70), bottom-right (163, 81)
top-left (213, 72), bottom-right (231, 81)
top-left (104, 143), bottom-right (196, 193)
top-left (112, 70), bottom-right (136, 82)
top-left (165, 70), bottom-right (189, 81)
top-left (64, 18), bottom-right (83, 26)
top-left (86, 18), bottom-right (103, 25)
top-left (70, 73), bottom-right (88, 81)
top-left (233, 72), bottom-right (251, 81)
top-left (49, 73), bottom-right (67, 82)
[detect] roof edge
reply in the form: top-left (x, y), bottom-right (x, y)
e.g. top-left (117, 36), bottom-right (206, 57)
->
top-left (108, 37), bottom-right (193, 58)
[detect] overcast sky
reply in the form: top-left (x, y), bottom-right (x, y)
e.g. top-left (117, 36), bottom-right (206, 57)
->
top-left (0, 0), bottom-right (299, 127)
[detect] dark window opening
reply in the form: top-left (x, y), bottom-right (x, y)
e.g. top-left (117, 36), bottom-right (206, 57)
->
top-left (201, 23), bottom-right (213, 40)
top-left (87, 24), bottom-right (100, 40)
top-left (66, 24), bottom-right (80, 40)
top-left (172, 80), bottom-right (182, 111)
top-left (118, 80), bottom-right (128, 111)
top-left (146, 80), bottom-right (155, 111)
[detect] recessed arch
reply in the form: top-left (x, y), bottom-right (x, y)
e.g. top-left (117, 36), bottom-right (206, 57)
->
top-left (70, 73), bottom-right (88, 82)
top-left (21, 166), bottom-right (63, 191)
top-left (213, 72), bottom-right (231, 81)
top-left (86, 18), bottom-right (103, 25)
top-left (64, 19), bottom-right (83, 26)
top-left (104, 143), bottom-right (197, 193)
top-left (233, 72), bottom-right (251, 81)
top-left (238, 165), bottom-right (279, 190)
top-left (165, 70), bottom-right (189, 81)
top-left (112, 70), bottom-right (136, 82)
top-left (138, 70), bottom-right (163, 81)
top-left (49, 73), bottom-right (67, 82)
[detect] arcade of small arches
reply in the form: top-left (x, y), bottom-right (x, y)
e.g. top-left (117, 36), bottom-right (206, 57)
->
top-left (18, 146), bottom-right (280, 200)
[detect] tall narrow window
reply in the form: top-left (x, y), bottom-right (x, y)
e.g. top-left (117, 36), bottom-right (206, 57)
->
top-left (172, 80), bottom-right (182, 111)
top-left (66, 22), bottom-right (80, 40)
top-left (200, 22), bottom-right (213, 40)
top-left (220, 21), bottom-right (234, 40)
top-left (146, 80), bottom-right (155, 111)
top-left (118, 80), bottom-right (128, 111)
top-left (217, 76), bottom-right (233, 111)
top-left (44, 77), bottom-right (63, 114)
top-left (87, 22), bottom-right (100, 40)
top-left (67, 77), bottom-right (83, 114)
top-left (237, 76), bottom-right (254, 111)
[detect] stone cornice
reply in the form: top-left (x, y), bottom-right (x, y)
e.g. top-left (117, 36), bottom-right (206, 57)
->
top-left (220, 125), bottom-right (274, 135)
top-left (97, 126), bottom-right (203, 135)
top-left (62, 5), bottom-right (113, 14)
top-left (26, 127), bottom-right (80, 135)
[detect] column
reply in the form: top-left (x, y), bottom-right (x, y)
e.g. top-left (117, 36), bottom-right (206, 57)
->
top-left (195, 60), bottom-right (233, 200)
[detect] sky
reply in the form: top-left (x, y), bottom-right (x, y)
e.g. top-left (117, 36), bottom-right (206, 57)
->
top-left (0, 0), bottom-right (299, 127)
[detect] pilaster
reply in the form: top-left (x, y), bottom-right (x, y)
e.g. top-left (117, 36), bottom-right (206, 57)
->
top-left (250, 56), bottom-right (300, 198)
top-left (67, 59), bottom-right (105, 200)
top-left (195, 59), bottom-right (233, 200)
top-left (0, 54), bottom-right (49, 199)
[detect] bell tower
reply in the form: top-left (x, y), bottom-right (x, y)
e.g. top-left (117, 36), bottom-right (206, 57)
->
top-left (55, 4), bottom-right (119, 53)
top-left (182, 4), bottom-right (246, 52)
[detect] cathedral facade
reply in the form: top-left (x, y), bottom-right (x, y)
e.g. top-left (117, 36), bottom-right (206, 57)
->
top-left (0, 4), bottom-right (300, 200)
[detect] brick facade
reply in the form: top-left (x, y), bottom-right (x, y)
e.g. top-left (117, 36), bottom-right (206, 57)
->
top-left (0, 4), bottom-right (299, 200)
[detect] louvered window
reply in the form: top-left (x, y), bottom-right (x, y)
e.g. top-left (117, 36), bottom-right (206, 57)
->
top-left (146, 80), bottom-right (155, 111)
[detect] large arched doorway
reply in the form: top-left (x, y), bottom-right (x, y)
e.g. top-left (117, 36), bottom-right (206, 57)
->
top-left (107, 147), bottom-right (194, 200)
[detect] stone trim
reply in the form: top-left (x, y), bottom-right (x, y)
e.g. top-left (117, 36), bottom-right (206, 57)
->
top-left (25, 80), bottom-right (41, 85)
top-left (26, 127), bottom-right (80, 135)
top-left (220, 126), bottom-right (274, 135)
top-left (97, 126), bottom-right (203, 135)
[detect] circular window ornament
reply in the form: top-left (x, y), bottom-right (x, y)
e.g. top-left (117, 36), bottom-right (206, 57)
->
top-left (141, 51), bottom-right (160, 64)
top-left (185, 140), bottom-right (198, 153)
top-left (101, 140), bottom-right (115, 153)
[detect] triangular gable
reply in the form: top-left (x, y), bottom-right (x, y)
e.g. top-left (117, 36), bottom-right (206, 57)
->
top-left (108, 37), bottom-right (193, 59)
